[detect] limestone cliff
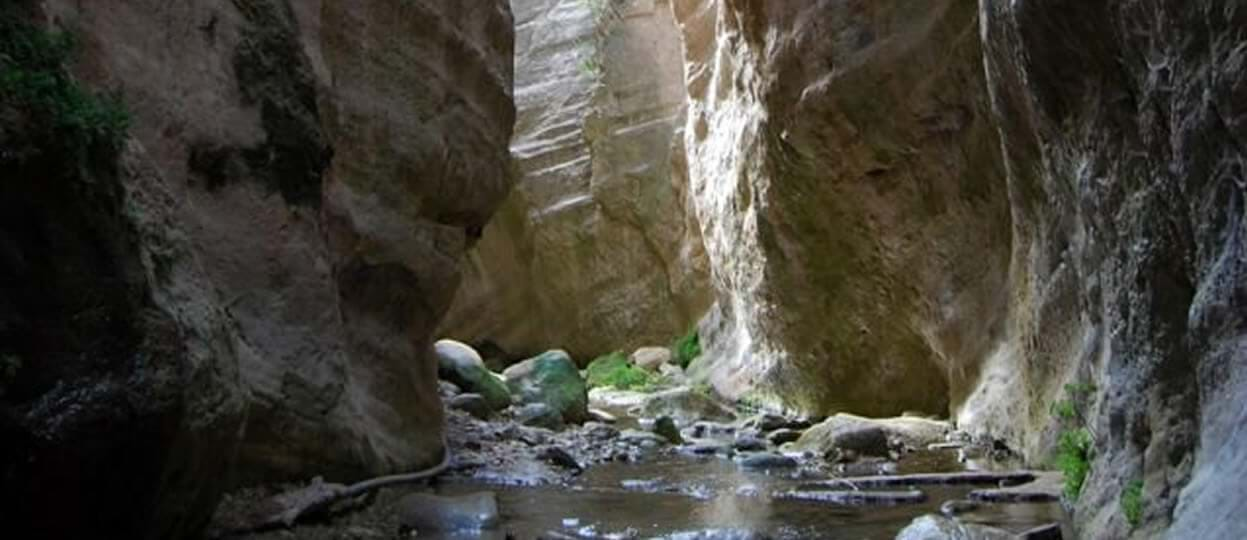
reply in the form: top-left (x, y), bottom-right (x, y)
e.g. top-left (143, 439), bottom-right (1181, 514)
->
top-left (676, 0), bottom-right (1247, 537)
top-left (0, 1), bottom-right (515, 537)
top-left (440, 0), bottom-right (711, 363)
top-left (976, 2), bottom-right (1247, 537)
top-left (675, 0), bottom-right (1011, 416)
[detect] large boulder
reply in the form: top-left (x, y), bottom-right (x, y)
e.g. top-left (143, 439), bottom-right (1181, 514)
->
top-left (435, 340), bottom-right (511, 411)
top-left (794, 414), bottom-right (951, 457)
top-left (639, 386), bottom-right (736, 425)
top-left (895, 514), bottom-right (1014, 540)
top-left (503, 350), bottom-right (589, 423)
top-left (631, 347), bottom-right (674, 372)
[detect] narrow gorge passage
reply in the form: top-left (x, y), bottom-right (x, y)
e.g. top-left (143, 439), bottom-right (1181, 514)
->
top-left (1, 0), bottom-right (1245, 539)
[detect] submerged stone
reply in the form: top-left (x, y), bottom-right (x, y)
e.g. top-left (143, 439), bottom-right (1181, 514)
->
top-left (515, 402), bottom-right (565, 431)
top-left (396, 492), bottom-right (500, 532)
top-left (736, 452), bottom-right (798, 470)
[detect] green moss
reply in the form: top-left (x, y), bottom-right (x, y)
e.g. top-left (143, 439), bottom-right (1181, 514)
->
top-left (585, 352), bottom-right (653, 390)
top-left (1055, 427), bottom-right (1093, 500)
top-left (672, 329), bottom-right (701, 369)
top-left (1121, 479), bottom-right (1144, 528)
top-left (0, 4), bottom-right (129, 172)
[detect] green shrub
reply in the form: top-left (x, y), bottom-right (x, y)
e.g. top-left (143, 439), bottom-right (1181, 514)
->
top-left (673, 329), bottom-right (701, 369)
top-left (1055, 427), bottom-right (1093, 500)
top-left (1121, 479), bottom-right (1144, 527)
top-left (0, 5), bottom-right (129, 170)
top-left (585, 352), bottom-right (653, 390)
top-left (1049, 399), bottom-right (1076, 421)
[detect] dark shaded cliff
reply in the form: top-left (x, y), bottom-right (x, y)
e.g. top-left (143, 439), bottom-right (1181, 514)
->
top-left (0, 1), bottom-right (515, 537)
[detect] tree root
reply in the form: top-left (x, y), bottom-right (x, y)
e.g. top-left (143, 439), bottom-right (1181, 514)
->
top-left (218, 442), bottom-right (451, 536)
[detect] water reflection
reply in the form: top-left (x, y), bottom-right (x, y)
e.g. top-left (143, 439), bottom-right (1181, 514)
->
top-left (432, 450), bottom-right (1063, 539)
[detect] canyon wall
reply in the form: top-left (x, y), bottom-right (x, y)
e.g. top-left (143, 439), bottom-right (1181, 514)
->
top-left (0, 1), bottom-right (515, 537)
top-left (977, 1), bottom-right (1247, 537)
top-left (675, 0), bottom-right (1012, 416)
top-left (676, 0), bottom-right (1247, 536)
top-left (440, 0), bottom-right (711, 363)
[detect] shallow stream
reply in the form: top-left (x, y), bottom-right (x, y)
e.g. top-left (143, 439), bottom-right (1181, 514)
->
top-left (432, 447), bottom-right (1064, 539)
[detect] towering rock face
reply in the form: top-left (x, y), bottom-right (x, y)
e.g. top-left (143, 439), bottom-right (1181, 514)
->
top-left (676, 0), bottom-right (1247, 536)
top-left (674, 0), bottom-right (1011, 416)
top-left (976, 2), bottom-right (1247, 537)
top-left (0, 1), bottom-right (514, 537)
top-left (440, 0), bottom-right (711, 363)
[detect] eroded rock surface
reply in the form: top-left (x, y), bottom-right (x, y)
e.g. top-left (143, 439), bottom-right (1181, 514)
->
top-left (674, 0), bottom-right (1247, 537)
top-left (973, 2), bottom-right (1247, 537)
top-left (440, 0), bottom-right (712, 361)
top-left (0, 1), bottom-right (515, 537)
top-left (675, 0), bottom-right (1010, 416)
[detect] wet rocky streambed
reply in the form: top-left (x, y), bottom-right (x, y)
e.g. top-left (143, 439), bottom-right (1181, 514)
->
top-left (213, 347), bottom-right (1068, 540)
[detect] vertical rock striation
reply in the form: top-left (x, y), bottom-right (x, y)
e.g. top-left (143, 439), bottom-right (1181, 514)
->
top-left (977, 1), bottom-right (1247, 537)
top-left (440, 0), bottom-right (712, 363)
top-left (676, 0), bottom-right (1247, 536)
top-left (0, 1), bottom-right (515, 537)
top-left (674, 0), bottom-right (1011, 416)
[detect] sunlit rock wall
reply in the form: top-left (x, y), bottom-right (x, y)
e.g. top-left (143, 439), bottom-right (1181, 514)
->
top-left (441, 0), bottom-right (712, 363)
top-left (675, 0), bottom-right (1011, 416)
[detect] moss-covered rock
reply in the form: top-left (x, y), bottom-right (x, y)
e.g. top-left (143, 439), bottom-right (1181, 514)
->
top-left (435, 340), bottom-right (511, 411)
top-left (585, 351), bottom-right (654, 390)
top-left (503, 350), bottom-right (589, 423)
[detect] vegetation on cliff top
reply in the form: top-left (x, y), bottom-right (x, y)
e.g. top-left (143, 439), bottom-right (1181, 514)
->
top-left (0, 5), bottom-right (128, 172)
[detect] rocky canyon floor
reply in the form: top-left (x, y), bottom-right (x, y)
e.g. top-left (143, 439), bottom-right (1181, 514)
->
top-left (209, 355), bottom-right (1067, 540)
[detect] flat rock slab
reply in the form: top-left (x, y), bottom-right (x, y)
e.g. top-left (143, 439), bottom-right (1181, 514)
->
top-left (805, 470), bottom-right (1038, 490)
top-left (1019, 523), bottom-right (1064, 539)
top-left (777, 489), bottom-right (928, 506)
top-left (969, 471), bottom-right (1063, 503)
top-left (396, 491), bottom-right (499, 532)
top-left (736, 452), bottom-right (798, 470)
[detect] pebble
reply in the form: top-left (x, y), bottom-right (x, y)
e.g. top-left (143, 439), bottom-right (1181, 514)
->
top-left (448, 393), bottom-right (492, 419)
top-left (733, 436), bottom-right (769, 452)
top-left (767, 428), bottom-right (803, 445)
top-left (940, 499), bottom-right (981, 516)
top-left (652, 416), bottom-right (685, 444)
top-left (589, 408), bottom-right (618, 424)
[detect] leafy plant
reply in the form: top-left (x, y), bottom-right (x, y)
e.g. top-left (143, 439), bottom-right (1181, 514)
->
top-left (1049, 380), bottom-right (1098, 501)
top-left (577, 56), bottom-right (603, 80)
top-left (0, 5), bottom-right (129, 171)
top-left (672, 328), bottom-right (701, 369)
top-left (1121, 479), bottom-right (1145, 528)
top-left (1049, 399), bottom-right (1076, 420)
top-left (1055, 427), bottom-right (1093, 500)
top-left (585, 352), bottom-right (653, 390)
